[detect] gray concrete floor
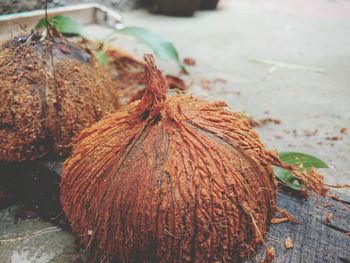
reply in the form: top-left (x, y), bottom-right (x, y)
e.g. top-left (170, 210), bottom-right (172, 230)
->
top-left (1, 0), bottom-right (349, 262)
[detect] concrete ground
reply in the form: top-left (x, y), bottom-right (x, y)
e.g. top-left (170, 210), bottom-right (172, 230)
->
top-left (1, 0), bottom-right (349, 262)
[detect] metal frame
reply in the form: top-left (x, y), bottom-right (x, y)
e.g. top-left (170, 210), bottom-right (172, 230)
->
top-left (0, 3), bottom-right (124, 37)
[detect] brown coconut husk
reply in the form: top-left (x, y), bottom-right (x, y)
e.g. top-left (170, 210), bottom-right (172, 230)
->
top-left (0, 32), bottom-right (119, 162)
top-left (61, 55), bottom-right (290, 262)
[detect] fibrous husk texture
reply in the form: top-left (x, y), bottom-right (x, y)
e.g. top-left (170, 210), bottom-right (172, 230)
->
top-left (61, 55), bottom-right (288, 262)
top-left (0, 32), bottom-right (119, 161)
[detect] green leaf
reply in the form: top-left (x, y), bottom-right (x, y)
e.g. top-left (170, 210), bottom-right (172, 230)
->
top-left (274, 167), bottom-right (306, 191)
top-left (94, 51), bottom-right (109, 66)
top-left (116, 26), bottom-right (187, 73)
top-left (35, 15), bottom-right (83, 36)
top-left (35, 18), bottom-right (47, 30)
top-left (275, 152), bottom-right (328, 191)
top-left (279, 152), bottom-right (328, 171)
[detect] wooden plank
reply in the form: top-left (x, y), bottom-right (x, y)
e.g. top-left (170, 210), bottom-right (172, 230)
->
top-left (249, 192), bottom-right (350, 263)
top-left (1, 160), bottom-right (349, 262)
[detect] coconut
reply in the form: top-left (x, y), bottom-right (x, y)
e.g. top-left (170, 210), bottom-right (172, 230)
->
top-left (61, 54), bottom-right (277, 262)
top-left (61, 55), bottom-right (323, 262)
top-left (0, 32), bottom-right (119, 162)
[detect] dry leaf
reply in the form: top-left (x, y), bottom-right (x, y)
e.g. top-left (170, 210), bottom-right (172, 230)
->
top-left (183, 57), bottom-right (196, 66)
top-left (165, 75), bottom-right (186, 91)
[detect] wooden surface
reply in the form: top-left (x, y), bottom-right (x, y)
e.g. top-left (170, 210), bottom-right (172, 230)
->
top-left (249, 192), bottom-right (349, 263)
top-left (1, 160), bottom-right (349, 263)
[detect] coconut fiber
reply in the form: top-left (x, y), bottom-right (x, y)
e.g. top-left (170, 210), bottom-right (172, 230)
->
top-left (61, 55), bottom-right (323, 262)
top-left (0, 32), bottom-right (119, 161)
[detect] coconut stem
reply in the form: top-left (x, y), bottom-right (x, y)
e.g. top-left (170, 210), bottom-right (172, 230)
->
top-left (44, 0), bottom-right (53, 40)
top-left (135, 54), bottom-right (167, 119)
top-left (44, 0), bottom-right (49, 32)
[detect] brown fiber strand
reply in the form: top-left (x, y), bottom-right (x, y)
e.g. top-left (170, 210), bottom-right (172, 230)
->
top-left (61, 55), bottom-right (324, 262)
top-left (0, 32), bottom-right (119, 161)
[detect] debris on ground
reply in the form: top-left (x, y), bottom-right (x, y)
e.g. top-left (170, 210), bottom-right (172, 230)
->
top-left (328, 193), bottom-right (350, 210)
top-left (292, 130), bottom-right (298, 137)
top-left (271, 209), bottom-right (301, 224)
top-left (326, 136), bottom-right (341, 141)
top-left (324, 213), bottom-right (333, 223)
top-left (199, 78), bottom-right (240, 96)
top-left (200, 79), bottom-right (212, 91)
top-left (214, 78), bottom-right (227, 84)
top-left (217, 89), bottom-right (241, 96)
top-left (166, 75), bottom-right (187, 90)
top-left (320, 201), bottom-right (332, 208)
top-left (303, 129), bottom-right (318, 137)
top-left (14, 207), bottom-right (39, 223)
top-left (284, 237), bottom-right (294, 249)
top-left (262, 247), bottom-right (275, 263)
top-left (340, 128), bottom-right (347, 134)
top-left (250, 118), bottom-right (282, 128)
top-left (183, 57), bottom-right (196, 66)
